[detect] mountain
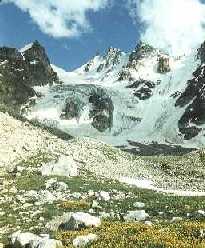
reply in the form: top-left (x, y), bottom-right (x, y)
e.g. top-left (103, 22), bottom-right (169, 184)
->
top-left (1, 41), bottom-right (205, 248)
top-left (0, 40), bottom-right (58, 107)
top-left (1, 40), bottom-right (205, 151)
top-left (23, 41), bottom-right (204, 151)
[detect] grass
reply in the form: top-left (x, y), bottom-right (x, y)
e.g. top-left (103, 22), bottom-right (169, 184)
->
top-left (56, 220), bottom-right (205, 248)
top-left (1, 142), bottom-right (205, 247)
top-left (59, 201), bottom-right (91, 211)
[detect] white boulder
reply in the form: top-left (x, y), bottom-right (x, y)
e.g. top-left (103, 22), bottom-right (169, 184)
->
top-left (10, 231), bottom-right (62, 248)
top-left (41, 156), bottom-right (78, 177)
top-left (99, 191), bottom-right (110, 201)
top-left (31, 238), bottom-right (63, 248)
top-left (124, 210), bottom-right (149, 222)
top-left (46, 212), bottom-right (101, 231)
top-left (73, 233), bottom-right (98, 247)
top-left (10, 231), bottom-right (39, 247)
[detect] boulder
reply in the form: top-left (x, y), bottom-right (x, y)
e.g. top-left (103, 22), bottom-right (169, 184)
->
top-left (45, 178), bottom-right (68, 192)
top-left (124, 210), bottom-right (149, 222)
top-left (41, 155), bottom-right (78, 177)
top-left (99, 191), bottom-right (110, 201)
top-left (46, 212), bottom-right (101, 231)
top-left (30, 238), bottom-right (63, 248)
top-left (73, 234), bottom-right (98, 247)
top-left (10, 231), bottom-right (39, 248)
top-left (10, 231), bottom-right (63, 248)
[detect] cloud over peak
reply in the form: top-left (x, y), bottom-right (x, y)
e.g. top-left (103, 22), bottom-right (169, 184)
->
top-left (128, 0), bottom-right (205, 55)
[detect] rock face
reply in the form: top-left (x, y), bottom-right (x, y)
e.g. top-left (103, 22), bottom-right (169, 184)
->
top-left (175, 45), bottom-right (205, 140)
top-left (60, 86), bottom-right (114, 132)
top-left (157, 55), bottom-right (171, 73)
top-left (21, 41), bottom-right (58, 87)
top-left (0, 40), bottom-right (58, 106)
top-left (97, 47), bottom-right (122, 72)
top-left (61, 96), bottom-right (85, 121)
top-left (128, 41), bottom-right (154, 67)
top-left (89, 88), bottom-right (114, 132)
top-left (126, 79), bottom-right (157, 100)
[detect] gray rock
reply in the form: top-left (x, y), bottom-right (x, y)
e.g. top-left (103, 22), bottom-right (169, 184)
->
top-left (41, 156), bottom-right (78, 177)
top-left (46, 212), bottom-right (101, 231)
top-left (73, 233), bottom-right (98, 247)
top-left (124, 210), bottom-right (149, 222)
top-left (10, 231), bottom-right (62, 248)
top-left (31, 238), bottom-right (63, 248)
top-left (10, 231), bottom-right (39, 248)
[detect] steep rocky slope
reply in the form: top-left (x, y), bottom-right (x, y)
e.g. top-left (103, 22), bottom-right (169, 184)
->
top-left (0, 41), bottom-right (58, 106)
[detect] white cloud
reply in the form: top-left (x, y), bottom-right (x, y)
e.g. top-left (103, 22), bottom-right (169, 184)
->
top-left (127, 0), bottom-right (205, 55)
top-left (3, 0), bottom-right (109, 38)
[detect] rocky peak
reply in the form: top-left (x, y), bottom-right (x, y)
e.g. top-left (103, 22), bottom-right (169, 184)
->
top-left (96, 47), bottom-right (122, 73)
top-left (128, 41), bottom-right (155, 65)
top-left (197, 41), bottom-right (205, 64)
top-left (103, 47), bottom-right (122, 63)
top-left (0, 41), bottom-right (59, 106)
top-left (22, 40), bottom-right (50, 68)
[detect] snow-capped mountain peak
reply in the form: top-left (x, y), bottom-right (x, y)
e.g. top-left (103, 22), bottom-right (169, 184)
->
top-left (25, 41), bottom-right (205, 149)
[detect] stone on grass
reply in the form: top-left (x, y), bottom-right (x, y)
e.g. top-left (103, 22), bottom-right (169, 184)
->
top-left (10, 231), bottom-right (62, 248)
top-left (31, 238), bottom-right (63, 248)
top-left (46, 178), bottom-right (68, 192)
top-left (10, 231), bottom-right (39, 248)
top-left (73, 233), bottom-right (98, 247)
top-left (46, 212), bottom-right (101, 231)
top-left (99, 191), bottom-right (110, 201)
top-left (171, 217), bottom-right (183, 223)
top-left (197, 210), bottom-right (205, 216)
top-left (124, 210), bottom-right (149, 222)
top-left (133, 202), bottom-right (145, 209)
top-left (41, 156), bottom-right (78, 177)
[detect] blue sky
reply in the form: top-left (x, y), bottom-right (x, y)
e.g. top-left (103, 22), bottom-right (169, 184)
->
top-left (0, 1), bottom-right (141, 70)
top-left (1, 0), bottom-right (205, 70)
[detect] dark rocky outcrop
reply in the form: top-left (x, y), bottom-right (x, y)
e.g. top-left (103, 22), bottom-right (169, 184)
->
top-left (0, 40), bottom-right (58, 106)
top-left (127, 42), bottom-right (154, 68)
top-left (197, 41), bottom-right (205, 64)
top-left (96, 47), bottom-right (122, 73)
top-left (118, 68), bottom-right (132, 81)
top-left (175, 43), bottom-right (205, 140)
top-left (60, 85), bottom-right (114, 132)
top-left (157, 55), bottom-right (171, 73)
top-left (89, 88), bottom-right (114, 132)
top-left (120, 140), bottom-right (196, 156)
top-left (126, 79), bottom-right (156, 100)
top-left (61, 97), bottom-right (85, 121)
